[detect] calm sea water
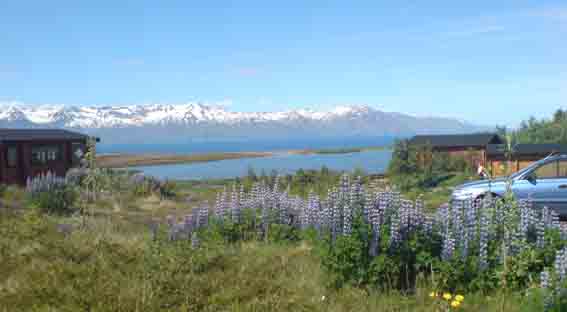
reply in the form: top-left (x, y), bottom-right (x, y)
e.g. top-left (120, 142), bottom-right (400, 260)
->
top-left (97, 138), bottom-right (394, 180)
top-left (97, 137), bottom-right (395, 154)
top-left (134, 150), bottom-right (392, 180)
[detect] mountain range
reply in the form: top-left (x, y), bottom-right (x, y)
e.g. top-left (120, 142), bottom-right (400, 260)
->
top-left (0, 102), bottom-right (485, 144)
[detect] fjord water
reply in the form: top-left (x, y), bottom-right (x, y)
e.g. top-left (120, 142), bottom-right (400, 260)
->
top-left (134, 150), bottom-right (392, 180)
top-left (97, 137), bottom-right (394, 180)
top-left (97, 137), bottom-right (395, 154)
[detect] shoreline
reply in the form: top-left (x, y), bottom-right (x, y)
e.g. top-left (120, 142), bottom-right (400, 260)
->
top-left (286, 146), bottom-right (390, 155)
top-left (96, 151), bottom-right (274, 168)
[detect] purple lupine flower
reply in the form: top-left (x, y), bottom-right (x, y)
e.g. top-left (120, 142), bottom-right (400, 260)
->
top-left (479, 205), bottom-right (489, 271)
top-left (551, 210), bottom-right (560, 230)
top-left (442, 230), bottom-right (456, 261)
top-left (554, 248), bottom-right (567, 282)
top-left (389, 209), bottom-right (400, 248)
top-left (451, 200), bottom-right (464, 255)
top-left (363, 186), bottom-right (374, 224)
top-left (461, 199), bottom-right (476, 259)
top-left (231, 185), bottom-right (240, 223)
top-left (330, 188), bottom-right (340, 242)
top-left (199, 202), bottom-right (209, 227)
top-left (183, 214), bottom-right (193, 233)
top-left (343, 201), bottom-right (353, 235)
top-left (518, 199), bottom-right (531, 242)
top-left (168, 221), bottom-right (186, 241)
top-left (541, 270), bottom-right (551, 289)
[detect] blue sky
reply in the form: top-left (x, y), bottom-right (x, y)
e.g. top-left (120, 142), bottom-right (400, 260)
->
top-left (0, 1), bottom-right (565, 126)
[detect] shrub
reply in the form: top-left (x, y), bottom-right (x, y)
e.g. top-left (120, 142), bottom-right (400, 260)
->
top-left (128, 173), bottom-right (176, 199)
top-left (158, 179), bottom-right (176, 199)
top-left (387, 139), bottom-right (473, 191)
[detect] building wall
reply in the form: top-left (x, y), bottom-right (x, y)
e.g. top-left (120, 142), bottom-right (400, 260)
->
top-left (23, 141), bottom-right (70, 180)
top-left (445, 149), bottom-right (486, 169)
top-left (428, 147), bottom-right (486, 169)
top-left (487, 158), bottom-right (544, 177)
top-left (0, 140), bottom-right (83, 185)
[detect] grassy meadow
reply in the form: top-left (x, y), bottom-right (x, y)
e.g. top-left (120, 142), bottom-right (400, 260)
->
top-left (0, 208), bottom-right (539, 312)
top-left (0, 156), bottom-right (564, 311)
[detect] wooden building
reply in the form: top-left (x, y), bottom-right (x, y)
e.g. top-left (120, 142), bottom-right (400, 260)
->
top-left (408, 133), bottom-right (504, 169)
top-left (0, 129), bottom-right (96, 185)
top-left (487, 144), bottom-right (567, 177)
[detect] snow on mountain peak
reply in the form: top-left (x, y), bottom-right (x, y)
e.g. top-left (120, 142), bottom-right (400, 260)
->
top-left (0, 102), bottom-right (379, 128)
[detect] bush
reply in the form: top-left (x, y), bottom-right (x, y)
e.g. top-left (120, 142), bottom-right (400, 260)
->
top-left (387, 139), bottom-right (473, 191)
top-left (158, 179), bottom-right (176, 199)
top-left (128, 173), bottom-right (176, 199)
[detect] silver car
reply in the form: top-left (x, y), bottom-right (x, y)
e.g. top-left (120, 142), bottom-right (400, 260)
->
top-left (452, 154), bottom-right (567, 216)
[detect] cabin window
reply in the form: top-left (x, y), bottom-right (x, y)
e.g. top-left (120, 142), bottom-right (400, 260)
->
top-left (31, 145), bottom-right (61, 165)
top-left (6, 146), bottom-right (18, 168)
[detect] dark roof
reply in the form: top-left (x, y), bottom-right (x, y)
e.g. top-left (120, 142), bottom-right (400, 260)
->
top-left (487, 143), bottom-right (567, 157)
top-left (0, 129), bottom-right (95, 142)
top-left (408, 133), bottom-right (503, 148)
top-left (514, 144), bottom-right (567, 155)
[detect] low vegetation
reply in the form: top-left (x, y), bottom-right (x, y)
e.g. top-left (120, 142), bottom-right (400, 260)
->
top-left (0, 211), bottom-right (539, 311)
top-left (499, 109), bottom-right (567, 145)
top-left (1, 161), bottom-right (567, 311)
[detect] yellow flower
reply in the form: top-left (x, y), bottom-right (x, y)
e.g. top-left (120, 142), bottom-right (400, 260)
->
top-left (429, 292), bottom-right (437, 298)
top-left (455, 295), bottom-right (464, 302)
top-left (443, 293), bottom-right (452, 301)
top-left (451, 300), bottom-right (461, 308)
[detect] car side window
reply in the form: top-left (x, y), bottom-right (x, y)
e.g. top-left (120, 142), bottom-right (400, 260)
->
top-left (534, 161), bottom-right (558, 179)
top-left (559, 160), bottom-right (567, 178)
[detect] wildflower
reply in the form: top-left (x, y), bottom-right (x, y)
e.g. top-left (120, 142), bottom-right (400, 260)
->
top-left (451, 300), bottom-right (461, 308)
top-left (443, 293), bottom-right (452, 301)
top-left (455, 295), bottom-right (464, 302)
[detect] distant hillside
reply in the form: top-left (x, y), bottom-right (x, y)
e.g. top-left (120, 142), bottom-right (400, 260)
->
top-left (0, 102), bottom-right (486, 144)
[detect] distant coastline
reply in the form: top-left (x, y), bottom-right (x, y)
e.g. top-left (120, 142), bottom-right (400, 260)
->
top-left (96, 152), bottom-right (273, 168)
top-left (96, 146), bottom-right (391, 168)
top-left (287, 146), bottom-right (391, 156)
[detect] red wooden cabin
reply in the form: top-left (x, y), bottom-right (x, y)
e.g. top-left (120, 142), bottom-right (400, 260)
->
top-left (0, 129), bottom-right (97, 185)
top-left (408, 133), bottom-right (504, 169)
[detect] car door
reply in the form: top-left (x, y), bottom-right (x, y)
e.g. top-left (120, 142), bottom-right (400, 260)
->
top-left (551, 160), bottom-right (567, 216)
top-left (513, 159), bottom-right (561, 211)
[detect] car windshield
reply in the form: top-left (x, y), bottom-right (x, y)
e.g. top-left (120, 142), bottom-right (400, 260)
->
top-left (509, 158), bottom-right (551, 180)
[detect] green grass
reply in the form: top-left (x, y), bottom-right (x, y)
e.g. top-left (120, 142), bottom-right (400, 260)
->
top-left (0, 211), bottom-right (543, 311)
top-left (397, 173), bottom-right (474, 211)
top-left (0, 169), bottom-right (547, 311)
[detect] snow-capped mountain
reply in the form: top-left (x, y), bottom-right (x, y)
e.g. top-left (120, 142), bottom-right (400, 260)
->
top-left (0, 102), bottom-right (484, 143)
